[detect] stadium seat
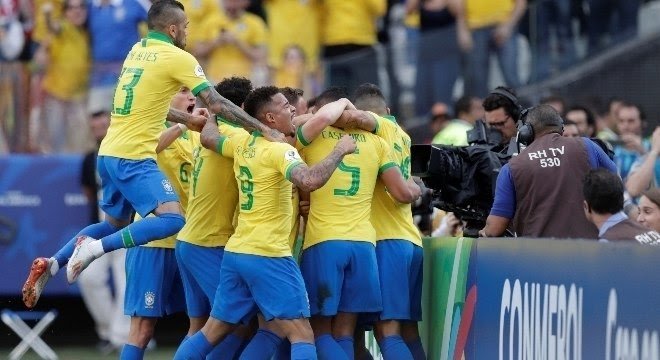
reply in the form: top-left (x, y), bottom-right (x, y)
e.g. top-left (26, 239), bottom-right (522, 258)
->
top-left (1, 309), bottom-right (58, 360)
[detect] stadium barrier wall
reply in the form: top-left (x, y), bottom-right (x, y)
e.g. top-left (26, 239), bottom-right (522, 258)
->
top-left (367, 237), bottom-right (660, 360)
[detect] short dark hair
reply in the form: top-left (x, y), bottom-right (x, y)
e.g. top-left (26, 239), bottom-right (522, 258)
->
top-left (353, 83), bottom-right (386, 114)
top-left (315, 87), bottom-right (348, 108)
top-left (214, 77), bottom-right (253, 107)
top-left (642, 187), bottom-right (660, 208)
top-left (566, 105), bottom-right (596, 128)
top-left (616, 101), bottom-right (645, 121)
top-left (280, 87), bottom-right (304, 106)
top-left (526, 104), bottom-right (564, 134)
top-left (147, 0), bottom-right (185, 30)
top-left (454, 96), bottom-right (473, 118)
top-left (583, 169), bottom-right (624, 214)
top-left (243, 86), bottom-right (280, 120)
top-left (564, 119), bottom-right (577, 126)
top-left (483, 86), bottom-right (520, 121)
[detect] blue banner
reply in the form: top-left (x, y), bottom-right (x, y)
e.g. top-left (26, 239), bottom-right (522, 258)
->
top-left (468, 238), bottom-right (660, 360)
top-left (0, 155), bottom-right (90, 295)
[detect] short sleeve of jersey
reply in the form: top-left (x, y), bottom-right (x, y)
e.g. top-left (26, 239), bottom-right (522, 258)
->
top-left (376, 137), bottom-right (398, 174)
top-left (265, 143), bottom-right (305, 181)
top-left (170, 51), bottom-right (211, 96)
top-left (218, 135), bottom-right (235, 158)
top-left (371, 112), bottom-right (396, 138)
top-left (490, 164), bottom-right (516, 219)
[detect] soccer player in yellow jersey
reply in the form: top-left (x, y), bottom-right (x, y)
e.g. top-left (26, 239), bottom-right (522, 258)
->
top-left (24, 0), bottom-right (285, 308)
top-left (297, 88), bottom-right (421, 360)
top-left (176, 77), bottom-right (253, 359)
top-left (351, 83), bottom-right (426, 360)
top-left (120, 87), bottom-right (198, 360)
top-left (174, 86), bottom-right (357, 360)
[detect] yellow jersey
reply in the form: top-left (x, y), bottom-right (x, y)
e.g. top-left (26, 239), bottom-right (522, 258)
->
top-left (177, 119), bottom-right (248, 247)
top-left (465, 0), bottom-right (514, 29)
top-left (300, 126), bottom-right (397, 249)
top-left (99, 31), bottom-right (211, 161)
top-left (264, 0), bottom-right (321, 70)
top-left (137, 127), bottom-right (199, 248)
top-left (32, 0), bottom-right (64, 44)
top-left (321, 0), bottom-right (386, 46)
top-left (289, 185), bottom-right (300, 251)
top-left (220, 131), bottom-right (305, 257)
top-left (42, 22), bottom-right (90, 100)
top-left (205, 12), bottom-right (268, 83)
top-left (370, 114), bottom-right (422, 246)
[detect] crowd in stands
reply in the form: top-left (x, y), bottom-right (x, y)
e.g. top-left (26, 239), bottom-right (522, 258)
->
top-left (0, 0), bottom-right (655, 154)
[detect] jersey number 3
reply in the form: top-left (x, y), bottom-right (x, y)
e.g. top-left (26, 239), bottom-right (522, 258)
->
top-left (114, 67), bottom-right (144, 115)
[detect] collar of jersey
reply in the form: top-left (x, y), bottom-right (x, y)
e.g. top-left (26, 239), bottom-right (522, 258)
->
top-left (382, 115), bottom-right (397, 123)
top-left (146, 31), bottom-right (174, 45)
top-left (216, 116), bottom-right (241, 128)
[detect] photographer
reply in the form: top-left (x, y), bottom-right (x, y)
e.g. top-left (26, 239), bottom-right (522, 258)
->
top-left (480, 105), bottom-right (617, 238)
top-left (483, 86), bottom-right (520, 148)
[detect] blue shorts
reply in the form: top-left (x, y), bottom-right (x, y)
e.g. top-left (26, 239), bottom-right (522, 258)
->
top-left (300, 240), bottom-right (382, 316)
top-left (97, 155), bottom-right (179, 220)
top-left (175, 241), bottom-right (224, 318)
top-left (124, 246), bottom-right (185, 317)
top-left (376, 240), bottom-right (424, 321)
top-left (210, 252), bottom-right (310, 324)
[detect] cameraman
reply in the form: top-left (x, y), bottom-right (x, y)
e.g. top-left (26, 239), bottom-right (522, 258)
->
top-left (483, 86), bottom-right (520, 149)
top-left (480, 105), bottom-right (617, 238)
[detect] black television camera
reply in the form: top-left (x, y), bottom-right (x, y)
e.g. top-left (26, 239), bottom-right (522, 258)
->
top-left (411, 120), bottom-right (512, 237)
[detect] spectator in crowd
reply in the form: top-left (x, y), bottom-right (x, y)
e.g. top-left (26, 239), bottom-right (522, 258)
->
top-left (179, 0), bottom-right (222, 61)
top-left (409, 0), bottom-right (471, 116)
top-left (432, 95), bottom-right (482, 145)
top-left (483, 87), bottom-right (520, 147)
top-left (79, 106), bottom-right (130, 353)
top-left (87, 0), bottom-right (149, 120)
top-left (407, 101), bottom-right (450, 144)
top-left (613, 101), bottom-right (648, 180)
top-left (625, 127), bottom-right (660, 197)
top-left (562, 119), bottom-right (580, 138)
top-left (529, 0), bottom-right (576, 82)
top-left (597, 97), bottom-right (622, 141)
top-left (265, 0), bottom-right (320, 93)
top-left (462, 0), bottom-right (527, 98)
top-left (540, 94), bottom-right (566, 115)
top-left (39, 0), bottom-right (92, 153)
top-left (273, 45), bottom-right (312, 96)
top-left (200, 0), bottom-right (268, 84)
top-left (321, 0), bottom-right (385, 93)
top-left (480, 104), bottom-right (617, 238)
top-left (565, 105), bottom-right (596, 137)
top-left (583, 169), bottom-right (660, 244)
top-left (637, 187), bottom-right (660, 233)
top-left (587, 0), bottom-right (640, 55)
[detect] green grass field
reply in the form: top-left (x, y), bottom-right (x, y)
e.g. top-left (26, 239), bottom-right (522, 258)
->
top-left (0, 346), bottom-right (178, 359)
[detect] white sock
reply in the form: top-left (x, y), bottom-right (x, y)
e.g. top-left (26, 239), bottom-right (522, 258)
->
top-left (49, 258), bottom-right (59, 276)
top-left (88, 240), bottom-right (105, 258)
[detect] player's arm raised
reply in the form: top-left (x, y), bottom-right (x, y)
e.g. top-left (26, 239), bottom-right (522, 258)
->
top-left (290, 135), bottom-right (356, 193)
top-left (333, 109), bottom-right (378, 133)
top-left (196, 87), bottom-right (286, 143)
top-left (297, 98), bottom-right (352, 144)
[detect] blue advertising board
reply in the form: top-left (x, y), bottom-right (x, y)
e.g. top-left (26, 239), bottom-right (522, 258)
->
top-left (0, 155), bottom-right (90, 295)
top-left (467, 238), bottom-right (660, 360)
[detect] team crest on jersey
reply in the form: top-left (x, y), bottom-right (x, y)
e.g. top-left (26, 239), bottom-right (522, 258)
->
top-left (162, 179), bottom-right (174, 193)
top-left (194, 65), bottom-right (205, 77)
top-left (284, 150), bottom-right (301, 162)
top-left (144, 291), bottom-right (155, 309)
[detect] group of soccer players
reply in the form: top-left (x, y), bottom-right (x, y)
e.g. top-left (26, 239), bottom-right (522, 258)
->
top-left (21, 0), bottom-right (427, 359)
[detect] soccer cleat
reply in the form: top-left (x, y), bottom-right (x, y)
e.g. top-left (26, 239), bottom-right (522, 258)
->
top-left (22, 257), bottom-right (52, 309)
top-left (66, 236), bottom-right (97, 284)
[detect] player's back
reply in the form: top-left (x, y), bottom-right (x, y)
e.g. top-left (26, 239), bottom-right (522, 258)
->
top-left (99, 32), bottom-right (210, 161)
top-left (370, 115), bottom-right (422, 246)
top-left (222, 132), bottom-right (305, 257)
top-left (302, 126), bottom-right (396, 249)
top-left (178, 119), bottom-right (247, 247)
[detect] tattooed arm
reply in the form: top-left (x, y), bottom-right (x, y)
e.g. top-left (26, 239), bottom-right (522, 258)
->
top-left (166, 108), bottom-right (209, 132)
top-left (197, 87), bottom-right (286, 142)
top-left (333, 109), bottom-right (378, 133)
top-left (289, 135), bottom-right (356, 192)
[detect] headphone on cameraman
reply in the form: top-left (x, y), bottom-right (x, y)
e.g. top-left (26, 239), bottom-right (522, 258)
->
top-left (516, 106), bottom-right (565, 146)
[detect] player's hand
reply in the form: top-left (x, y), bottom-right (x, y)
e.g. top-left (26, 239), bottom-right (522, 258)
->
top-left (620, 133), bottom-right (645, 154)
top-left (336, 134), bottom-right (357, 155)
top-left (299, 200), bottom-right (310, 216)
top-left (193, 107), bottom-right (210, 119)
top-left (187, 113), bottom-right (208, 132)
top-left (650, 127), bottom-right (660, 155)
top-left (263, 128), bottom-right (287, 143)
top-left (407, 178), bottom-right (422, 201)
